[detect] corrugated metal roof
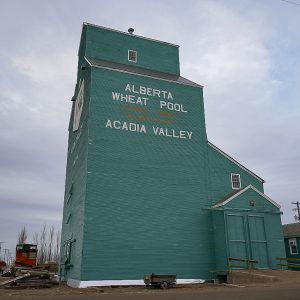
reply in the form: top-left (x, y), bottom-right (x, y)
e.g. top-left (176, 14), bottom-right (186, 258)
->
top-left (283, 223), bottom-right (300, 238)
top-left (85, 57), bottom-right (202, 88)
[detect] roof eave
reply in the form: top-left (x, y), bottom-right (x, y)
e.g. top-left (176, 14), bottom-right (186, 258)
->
top-left (211, 184), bottom-right (281, 209)
top-left (84, 56), bottom-right (203, 88)
top-left (83, 22), bottom-right (180, 48)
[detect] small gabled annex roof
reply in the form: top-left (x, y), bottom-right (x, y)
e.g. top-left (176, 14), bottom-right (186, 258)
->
top-left (211, 185), bottom-right (281, 209)
top-left (208, 141), bottom-right (265, 183)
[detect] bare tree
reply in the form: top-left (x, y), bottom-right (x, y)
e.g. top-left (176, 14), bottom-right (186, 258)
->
top-left (38, 224), bottom-right (47, 264)
top-left (17, 226), bottom-right (28, 244)
top-left (54, 230), bottom-right (61, 263)
top-left (32, 232), bottom-right (39, 246)
top-left (17, 224), bottom-right (61, 264)
top-left (47, 226), bottom-right (54, 262)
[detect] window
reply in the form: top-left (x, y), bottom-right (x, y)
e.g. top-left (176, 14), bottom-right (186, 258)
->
top-left (29, 252), bottom-right (37, 259)
top-left (66, 213), bottom-right (72, 224)
top-left (289, 238), bottom-right (298, 255)
top-left (64, 239), bottom-right (76, 266)
top-left (67, 183), bottom-right (73, 204)
top-left (231, 173), bottom-right (241, 189)
top-left (128, 50), bottom-right (137, 62)
top-left (64, 241), bottom-right (72, 265)
top-left (73, 80), bottom-right (84, 132)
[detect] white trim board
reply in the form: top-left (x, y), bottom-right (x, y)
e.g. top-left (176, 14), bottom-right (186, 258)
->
top-left (208, 142), bottom-right (265, 183)
top-left (211, 184), bottom-right (281, 209)
top-left (67, 278), bottom-right (205, 288)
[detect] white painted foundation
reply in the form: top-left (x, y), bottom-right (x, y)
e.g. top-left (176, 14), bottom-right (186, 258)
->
top-left (67, 278), bottom-right (205, 288)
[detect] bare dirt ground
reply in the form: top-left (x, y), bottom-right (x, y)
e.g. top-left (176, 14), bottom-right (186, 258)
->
top-left (1, 270), bottom-right (300, 300)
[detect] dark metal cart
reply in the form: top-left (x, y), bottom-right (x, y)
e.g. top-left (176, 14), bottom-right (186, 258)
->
top-left (144, 273), bottom-right (176, 289)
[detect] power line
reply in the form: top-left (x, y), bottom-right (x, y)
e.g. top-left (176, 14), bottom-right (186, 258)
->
top-left (280, 0), bottom-right (300, 7)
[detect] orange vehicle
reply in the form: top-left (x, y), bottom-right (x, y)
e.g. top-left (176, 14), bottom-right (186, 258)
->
top-left (15, 244), bottom-right (37, 267)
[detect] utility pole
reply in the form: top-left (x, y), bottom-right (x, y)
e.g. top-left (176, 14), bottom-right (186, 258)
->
top-left (292, 201), bottom-right (300, 222)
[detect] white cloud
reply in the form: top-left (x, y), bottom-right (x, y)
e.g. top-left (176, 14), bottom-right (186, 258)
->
top-left (181, 2), bottom-right (276, 98)
top-left (0, 90), bottom-right (24, 116)
top-left (11, 49), bottom-right (77, 85)
top-left (174, 1), bottom-right (300, 224)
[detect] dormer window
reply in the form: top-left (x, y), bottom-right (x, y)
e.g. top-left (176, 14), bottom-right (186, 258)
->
top-left (128, 50), bottom-right (137, 63)
top-left (231, 173), bottom-right (241, 189)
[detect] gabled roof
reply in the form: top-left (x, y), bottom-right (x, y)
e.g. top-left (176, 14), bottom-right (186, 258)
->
top-left (211, 184), bottom-right (281, 209)
top-left (84, 57), bottom-right (202, 88)
top-left (211, 189), bottom-right (243, 208)
top-left (283, 223), bottom-right (300, 238)
top-left (208, 141), bottom-right (265, 183)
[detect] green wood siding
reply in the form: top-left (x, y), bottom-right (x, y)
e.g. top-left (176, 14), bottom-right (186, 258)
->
top-left (284, 237), bottom-right (300, 259)
top-left (60, 70), bottom-right (91, 280)
top-left (224, 189), bottom-right (276, 211)
top-left (80, 24), bottom-right (180, 75)
top-left (80, 67), bottom-right (213, 280)
top-left (207, 145), bottom-right (264, 202)
top-left (60, 23), bottom-right (285, 284)
top-left (264, 214), bottom-right (286, 268)
top-left (212, 210), bottom-right (227, 270)
top-left (212, 191), bottom-right (285, 271)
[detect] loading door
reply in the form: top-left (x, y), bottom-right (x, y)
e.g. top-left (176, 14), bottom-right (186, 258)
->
top-left (248, 215), bottom-right (269, 268)
top-left (227, 214), bottom-right (248, 262)
top-left (226, 214), bottom-right (269, 268)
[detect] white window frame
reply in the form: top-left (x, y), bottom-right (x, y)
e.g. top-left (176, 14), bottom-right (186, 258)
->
top-left (66, 183), bottom-right (73, 204)
top-left (73, 80), bottom-right (84, 132)
top-left (231, 173), bottom-right (241, 189)
top-left (289, 238), bottom-right (298, 255)
top-left (128, 50), bottom-right (137, 63)
top-left (66, 213), bottom-right (72, 224)
top-left (64, 241), bottom-right (72, 264)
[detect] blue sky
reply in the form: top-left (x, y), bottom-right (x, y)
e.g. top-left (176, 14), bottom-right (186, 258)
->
top-left (0, 0), bottom-right (300, 254)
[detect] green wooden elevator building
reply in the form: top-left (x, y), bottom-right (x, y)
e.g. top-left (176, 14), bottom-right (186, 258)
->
top-left (60, 23), bottom-right (285, 288)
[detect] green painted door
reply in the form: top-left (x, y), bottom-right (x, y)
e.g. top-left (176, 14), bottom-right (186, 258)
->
top-left (248, 215), bottom-right (269, 268)
top-left (227, 214), bottom-right (248, 263)
top-left (226, 214), bottom-right (269, 269)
